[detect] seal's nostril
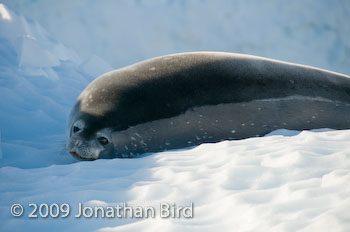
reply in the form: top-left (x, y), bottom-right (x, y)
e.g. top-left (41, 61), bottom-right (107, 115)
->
top-left (73, 126), bottom-right (80, 133)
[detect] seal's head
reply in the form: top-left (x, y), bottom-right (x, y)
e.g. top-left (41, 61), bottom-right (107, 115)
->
top-left (66, 116), bottom-right (114, 160)
top-left (66, 74), bottom-right (122, 160)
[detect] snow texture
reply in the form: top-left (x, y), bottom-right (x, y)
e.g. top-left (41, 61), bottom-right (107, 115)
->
top-left (2, 0), bottom-right (350, 74)
top-left (0, 1), bottom-right (349, 232)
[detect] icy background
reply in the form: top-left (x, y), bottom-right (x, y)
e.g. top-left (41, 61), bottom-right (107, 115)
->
top-left (0, 1), bottom-right (349, 232)
top-left (3, 0), bottom-right (350, 74)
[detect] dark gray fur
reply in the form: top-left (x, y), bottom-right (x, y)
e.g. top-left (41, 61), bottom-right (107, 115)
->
top-left (66, 52), bottom-right (350, 160)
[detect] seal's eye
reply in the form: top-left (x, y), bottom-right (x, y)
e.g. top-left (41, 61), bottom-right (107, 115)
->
top-left (97, 137), bottom-right (109, 146)
top-left (72, 120), bottom-right (84, 136)
top-left (73, 126), bottom-right (80, 133)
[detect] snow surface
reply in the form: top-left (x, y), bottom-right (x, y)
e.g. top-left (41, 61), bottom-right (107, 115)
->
top-left (1, 129), bottom-right (350, 231)
top-left (0, 2), bottom-right (350, 232)
top-left (2, 0), bottom-right (350, 74)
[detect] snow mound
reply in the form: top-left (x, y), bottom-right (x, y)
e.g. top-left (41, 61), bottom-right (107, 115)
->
top-left (3, 0), bottom-right (350, 74)
top-left (1, 129), bottom-right (349, 232)
top-left (0, 4), bottom-right (113, 168)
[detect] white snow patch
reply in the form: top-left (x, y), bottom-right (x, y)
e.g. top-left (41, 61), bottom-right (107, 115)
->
top-left (0, 129), bottom-right (349, 232)
top-left (0, 4), bottom-right (11, 20)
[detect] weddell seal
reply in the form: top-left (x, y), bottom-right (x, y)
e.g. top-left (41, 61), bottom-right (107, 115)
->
top-left (66, 52), bottom-right (350, 160)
